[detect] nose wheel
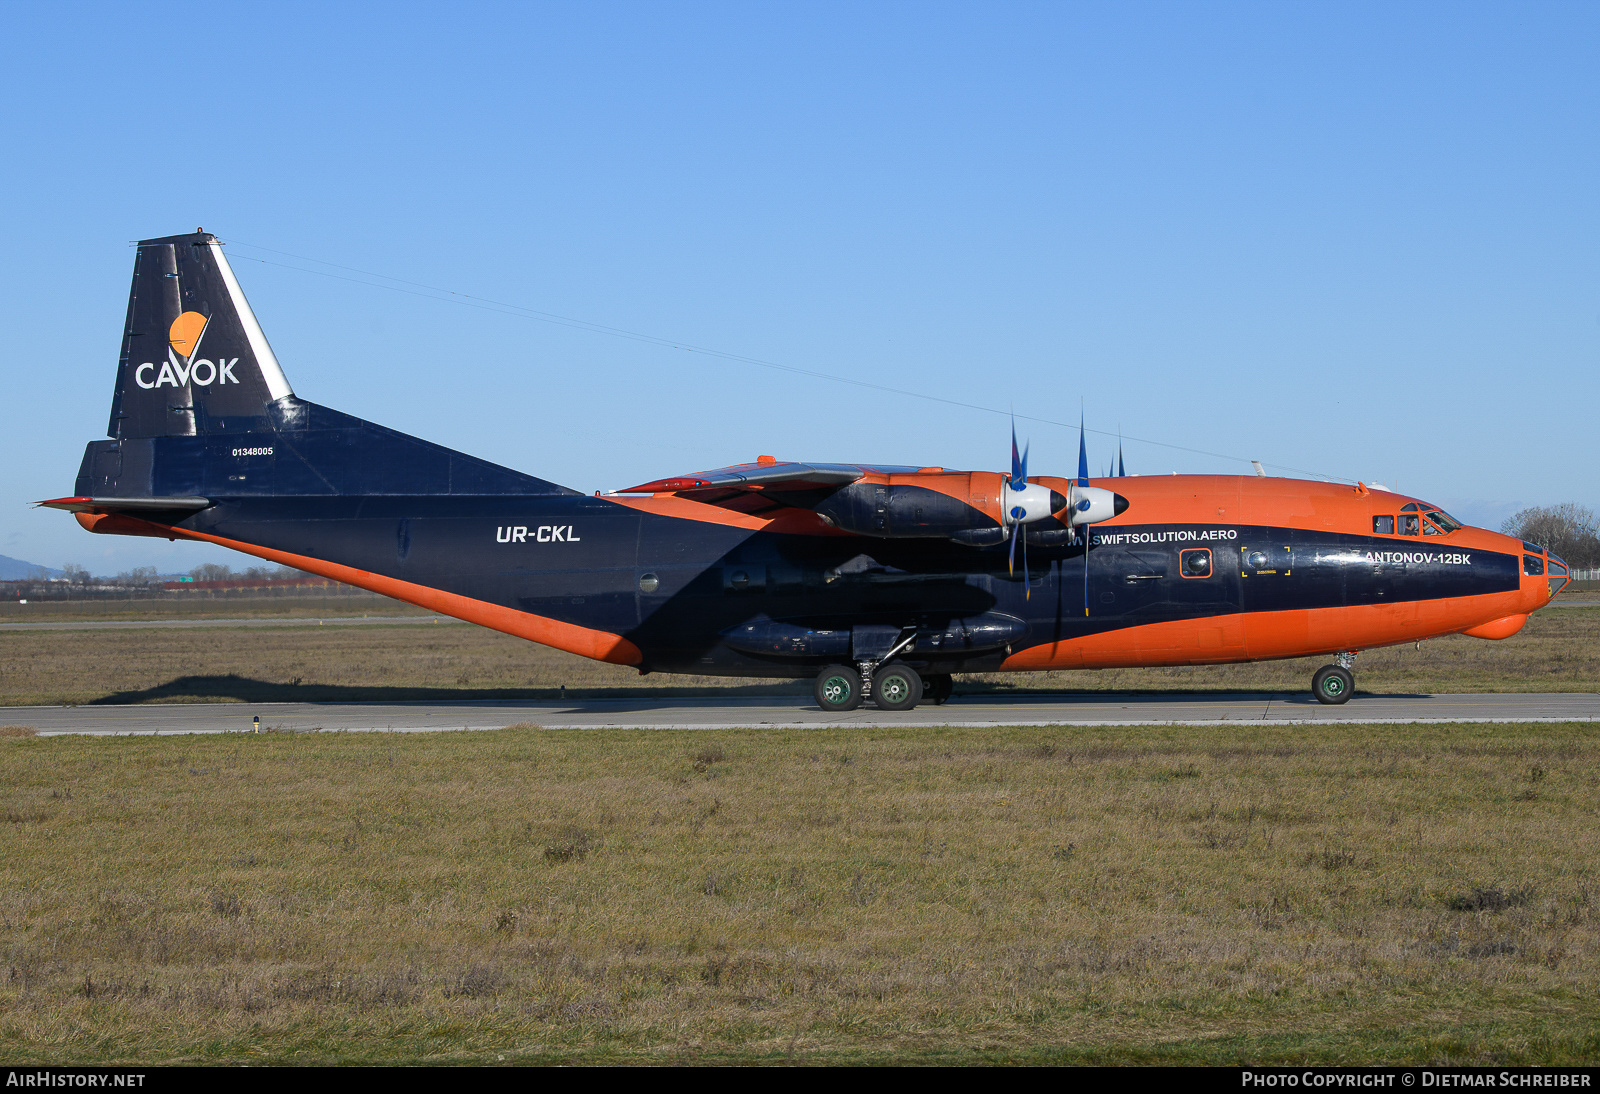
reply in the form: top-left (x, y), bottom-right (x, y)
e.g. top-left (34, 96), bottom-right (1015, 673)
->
top-left (1311, 664), bottom-right (1355, 705)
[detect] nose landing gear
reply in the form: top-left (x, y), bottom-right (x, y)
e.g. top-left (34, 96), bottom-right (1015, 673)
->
top-left (1311, 651), bottom-right (1359, 705)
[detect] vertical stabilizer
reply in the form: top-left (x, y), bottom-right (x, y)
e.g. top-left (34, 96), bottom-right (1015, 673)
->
top-left (108, 231), bottom-right (294, 438)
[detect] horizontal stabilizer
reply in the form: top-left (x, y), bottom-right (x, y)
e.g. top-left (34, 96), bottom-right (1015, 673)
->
top-left (37, 495), bottom-right (211, 514)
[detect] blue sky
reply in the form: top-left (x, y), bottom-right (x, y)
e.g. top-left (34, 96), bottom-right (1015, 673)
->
top-left (2, 2), bottom-right (1595, 574)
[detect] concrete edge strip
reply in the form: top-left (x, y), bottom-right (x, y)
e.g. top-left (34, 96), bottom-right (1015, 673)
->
top-left (32, 714), bottom-right (1600, 736)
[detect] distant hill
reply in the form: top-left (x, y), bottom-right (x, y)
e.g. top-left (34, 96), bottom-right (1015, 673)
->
top-left (0, 555), bottom-right (65, 580)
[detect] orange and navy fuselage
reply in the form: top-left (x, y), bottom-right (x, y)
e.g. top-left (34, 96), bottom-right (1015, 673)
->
top-left (65, 439), bottom-right (1563, 678)
top-left (56, 229), bottom-right (1565, 675)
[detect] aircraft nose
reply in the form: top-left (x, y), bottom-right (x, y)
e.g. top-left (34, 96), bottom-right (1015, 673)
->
top-left (1514, 539), bottom-right (1571, 611)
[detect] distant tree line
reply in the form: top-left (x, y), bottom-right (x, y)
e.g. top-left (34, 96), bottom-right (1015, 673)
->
top-left (54, 562), bottom-right (314, 586)
top-left (1501, 504), bottom-right (1600, 568)
top-left (185, 562), bottom-right (312, 583)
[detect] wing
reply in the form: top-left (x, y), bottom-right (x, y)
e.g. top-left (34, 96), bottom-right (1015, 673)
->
top-left (616, 460), bottom-right (933, 517)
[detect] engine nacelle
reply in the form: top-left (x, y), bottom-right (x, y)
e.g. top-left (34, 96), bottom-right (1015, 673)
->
top-left (814, 479), bottom-right (1009, 539)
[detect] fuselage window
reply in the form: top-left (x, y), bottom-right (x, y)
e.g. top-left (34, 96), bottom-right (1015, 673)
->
top-left (1180, 548), bottom-right (1213, 577)
top-left (1524, 554), bottom-right (1545, 576)
top-left (1373, 515), bottom-right (1395, 535)
top-left (1400, 514), bottom-right (1420, 536)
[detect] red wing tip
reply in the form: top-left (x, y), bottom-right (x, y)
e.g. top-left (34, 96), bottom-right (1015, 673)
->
top-left (36, 497), bottom-right (94, 510)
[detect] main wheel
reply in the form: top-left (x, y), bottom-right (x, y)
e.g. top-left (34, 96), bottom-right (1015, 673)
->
top-left (924, 673), bottom-right (953, 705)
top-left (872, 662), bottom-right (923, 711)
top-left (1311, 664), bottom-right (1354, 705)
top-left (815, 664), bottom-right (863, 712)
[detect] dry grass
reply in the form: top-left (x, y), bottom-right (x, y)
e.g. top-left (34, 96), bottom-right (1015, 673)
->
top-left (1, 723), bottom-right (1599, 1064)
top-left (0, 726), bottom-right (37, 737)
top-left (0, 592), bottom-right (427, 623)
top-left (0, 607), bottom-right (1595, 707)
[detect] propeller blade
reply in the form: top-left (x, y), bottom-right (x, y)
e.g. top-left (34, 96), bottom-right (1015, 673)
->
top-left (1023, 531), bottom-right (1030, 600)
top-left (1009, 419), bottom-right (1028, 490)
top-left (1077, 412), bottom-right (1089, 487)
top-left (1083, 530), bottom-right (1091, 617)
top-left (1117, 429), bottom-right (1126, 477)
top-left (1008, 520), bottom-right (1019, 576)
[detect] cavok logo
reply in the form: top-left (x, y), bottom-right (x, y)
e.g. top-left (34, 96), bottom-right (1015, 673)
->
top-left (134, 311), bottom-right (241, 389)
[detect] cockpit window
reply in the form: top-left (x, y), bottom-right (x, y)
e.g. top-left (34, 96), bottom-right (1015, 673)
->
top-left (1400, 502), bottom-right (1420, 512)
top-left (1400, 514), bottom-right (1420, 536)
top-left (1426, 509), bottom-right (1462, 533)
top-left (1523, 541), bottom-right (1544, 555)
top-left (1525, 554), bottom-right (1545, 576)
top-left (1422, 517), bottom-right (1444, 535)
top-left (1373, 515), bottom-right (1395, 535)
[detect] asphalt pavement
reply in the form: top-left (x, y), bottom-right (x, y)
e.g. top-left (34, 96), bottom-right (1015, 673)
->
top-left (4, 691), bottom-right (1597, 735)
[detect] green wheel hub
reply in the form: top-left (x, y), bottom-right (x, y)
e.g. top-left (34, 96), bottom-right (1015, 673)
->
top-left (877, 673), bottom-right (911, 704)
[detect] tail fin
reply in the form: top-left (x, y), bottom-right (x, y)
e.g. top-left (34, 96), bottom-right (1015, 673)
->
top-left (108, 231), bottom-right (293, 438)
top-left (67, 229), bottom-right (575, 503)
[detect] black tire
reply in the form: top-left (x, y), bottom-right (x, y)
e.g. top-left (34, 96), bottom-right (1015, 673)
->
top-left (815, 664), bottom-right (862, 712)
top-left (925, 673), bottom-right (953, 705)
top-left (1312, 664), bottom-right (1354, 705)
top-left (872, 662), bottom-right (923, 711)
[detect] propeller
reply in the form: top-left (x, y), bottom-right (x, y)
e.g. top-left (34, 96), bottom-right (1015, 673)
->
top-left (1003, 421), bottom-right (1049, 597)
top-left (1000, 416), bottom-right (1129, 604)
top-left (1078, 413), bottom-right (1091, 615)
top-left (1059, 414), bottom-right (1131, 615)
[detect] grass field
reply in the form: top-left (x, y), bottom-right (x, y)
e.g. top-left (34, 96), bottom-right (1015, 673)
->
top-left (0, 591), bottom-right (427, 623)
top-left (1, 722), bottom-right (1598, 1064)
top-left (1, 604), bottom-right (1596, 707)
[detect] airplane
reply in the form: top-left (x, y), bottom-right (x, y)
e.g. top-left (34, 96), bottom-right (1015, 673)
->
top-left (41, 231), bottom-right (1573, 711)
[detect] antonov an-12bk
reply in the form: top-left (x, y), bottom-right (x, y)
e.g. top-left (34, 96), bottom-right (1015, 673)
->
top-left (44, 232), bottom-right (1571, 710)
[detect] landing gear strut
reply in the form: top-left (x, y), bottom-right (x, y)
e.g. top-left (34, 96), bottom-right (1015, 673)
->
top-left (1311, 651), bottom-right (1358, 705)
top-left (815, 627), bottom-right (942, 713)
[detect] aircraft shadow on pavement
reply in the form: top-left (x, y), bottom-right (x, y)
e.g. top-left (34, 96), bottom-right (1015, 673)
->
top-left (85, 675), bottom-right (1433, 708)
top-left (87, 674), bottom-right (808, 706)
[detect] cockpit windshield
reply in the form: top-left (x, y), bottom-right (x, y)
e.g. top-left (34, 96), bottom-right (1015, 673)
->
top-left (1424, 509), bottom-right (1461, 533)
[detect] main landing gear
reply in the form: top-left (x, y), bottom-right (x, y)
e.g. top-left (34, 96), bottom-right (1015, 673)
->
top-left (1311, 651), bottom-right (1358, 705)
top-left (814, 662), bottom-right (953, 712)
